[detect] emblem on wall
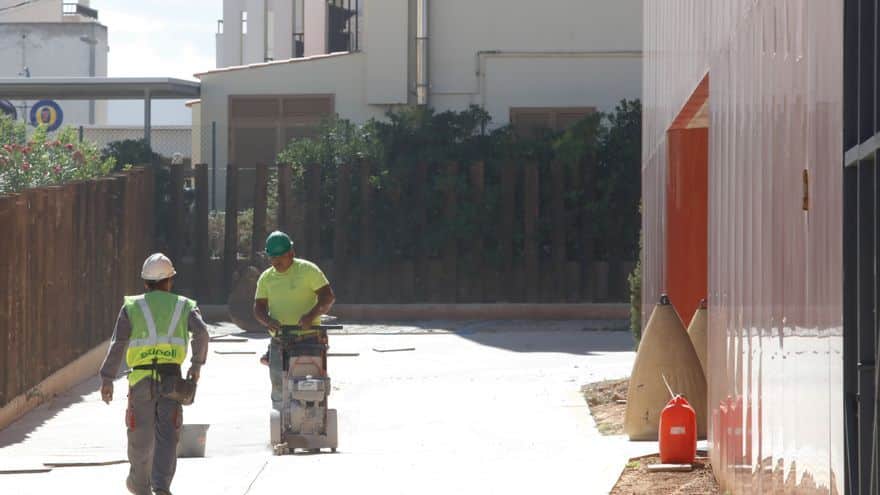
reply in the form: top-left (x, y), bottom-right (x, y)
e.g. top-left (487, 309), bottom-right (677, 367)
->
top-left (30, 99), bottom-right (64, 131)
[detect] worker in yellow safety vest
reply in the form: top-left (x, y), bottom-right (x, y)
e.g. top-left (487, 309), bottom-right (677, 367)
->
top-left (99, 253), bottom-right (209, 495)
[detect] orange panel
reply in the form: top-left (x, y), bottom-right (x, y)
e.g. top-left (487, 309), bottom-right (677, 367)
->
top-left (665, 128), bottom-right (708, 325)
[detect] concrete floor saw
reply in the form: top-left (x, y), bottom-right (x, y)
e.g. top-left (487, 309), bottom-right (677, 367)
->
top-left (270, 325), bottom-right (340, 455)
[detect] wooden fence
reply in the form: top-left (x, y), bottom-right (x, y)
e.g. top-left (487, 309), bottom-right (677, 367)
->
top-left (205, 160), bottom-right (635, 305)
top-left (0, 168), bottom-right (154, 407)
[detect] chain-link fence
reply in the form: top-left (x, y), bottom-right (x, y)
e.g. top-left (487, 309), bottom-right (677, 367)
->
top-left (79, 125), bottom-right (192, 162)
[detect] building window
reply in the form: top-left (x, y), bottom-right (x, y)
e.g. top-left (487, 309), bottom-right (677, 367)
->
top-left (509, 107), bottom-right (596, 138)
top-left (328, 0), bottom-right (362, 53)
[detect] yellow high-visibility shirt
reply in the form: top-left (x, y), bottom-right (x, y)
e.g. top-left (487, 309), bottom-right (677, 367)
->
top-left (255, 258), bottom-right (329, 329)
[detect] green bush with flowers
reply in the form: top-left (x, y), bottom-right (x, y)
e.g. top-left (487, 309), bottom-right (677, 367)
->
top-left (0, 115), bottom-right (115, 195)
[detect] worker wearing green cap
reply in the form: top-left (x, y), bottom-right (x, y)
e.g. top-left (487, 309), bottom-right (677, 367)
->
top-left (253, 231), bottom-right (336, 408)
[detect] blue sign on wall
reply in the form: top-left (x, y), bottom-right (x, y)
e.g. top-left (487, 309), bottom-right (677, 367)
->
top-left (30, 99), bottom-right (63, 131)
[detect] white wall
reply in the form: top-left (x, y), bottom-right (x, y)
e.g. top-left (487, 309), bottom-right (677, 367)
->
top-left (303, 0), bottom-right (326, 57)
top-left (220, 0), bottom-right (296, 66)
top-left (427, 0), bottom-right (642, 123)
top-left (269, 0), bottom-right (294, 60)
top-left (365, 0), bottom-right (408, 104)
top-left (199, 52), bottom-right (386, 203)
top-left (243, 0), bottom-right (266, 63)
top-left (221, 0), bottom-right (244, 66)
top-left (0, 22), bottom-right (109, 126)
top-left (0, 0), bottom-right (63, 22)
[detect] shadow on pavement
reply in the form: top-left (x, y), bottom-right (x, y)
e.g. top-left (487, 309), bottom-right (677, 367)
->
top-left (338, 320), bottom-right (635, 355)
top-left (454, 329), bottom-right (635, 355)
top-left (0, 376), bottom-right (100, 449)
top-left (211, 319), bottom-right (635, 355)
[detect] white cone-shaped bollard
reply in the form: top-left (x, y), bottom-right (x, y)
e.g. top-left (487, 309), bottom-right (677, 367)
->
top-left (686, 299), bottom-right (709, 439)
top-left (624, 294), bottom-right (707, 440)
top-left (687, 299), bottom-right (708, 380)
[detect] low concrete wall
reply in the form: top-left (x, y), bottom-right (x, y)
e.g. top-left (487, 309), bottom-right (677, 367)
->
top-left (331, 304), bottom-right (629, 321)
top-left (0, 340), bottom-right (108, 432)
top-left (201, 303), bottom-right (629, 323)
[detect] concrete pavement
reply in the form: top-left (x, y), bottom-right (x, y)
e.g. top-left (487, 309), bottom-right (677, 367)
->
top-left (0, 322), bottom-right (655, 494)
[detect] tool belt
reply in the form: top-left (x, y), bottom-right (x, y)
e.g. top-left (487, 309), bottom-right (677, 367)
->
top-left (133, 361), bottom-right (197, 406)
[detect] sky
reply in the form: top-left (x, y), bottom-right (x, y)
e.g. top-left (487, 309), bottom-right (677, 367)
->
top-left (90, 0), bottom-right (222, 125)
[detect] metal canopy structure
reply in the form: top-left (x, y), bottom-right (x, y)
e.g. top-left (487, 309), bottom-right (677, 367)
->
top-left (0, 77), bottom-right (201, 147)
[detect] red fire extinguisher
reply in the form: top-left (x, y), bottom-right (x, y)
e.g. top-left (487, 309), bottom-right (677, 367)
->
top-left (659, 376), bottom-right (697, 464)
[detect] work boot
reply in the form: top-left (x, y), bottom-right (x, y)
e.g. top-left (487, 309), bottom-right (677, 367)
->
top-left (126, 476), bottom-right (136, 494)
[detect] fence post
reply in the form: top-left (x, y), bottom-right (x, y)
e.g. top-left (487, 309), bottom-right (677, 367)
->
top-left (29, 189), bottom-right (48, 383)
top-left (524, 163), bottom-right (539, 302)
top-left (387, 178), bottom-right (404, 304)
top-left (413, 162), bottom-right (429, 302)
top-left (252, 162), bottom-right (269, 257)
top-left (305, 162), bottom-right (321, 258)
top-left (579, 154), bottom-right (596, 301)
top-left (333, 162), bottom-right (351, 299)
top-left (169, 162), bottom-right (185, 263)
top-left (195, 164), bottom-right (210, 301)
top-left (0, 196), bottom-right (12, 406)
top-left (359, 160), bottom-right (374, 300)
top-left (551, 160), bottom-right (567, 302)
top-left (224, 164), bottom-right (239, 294)
top-left (470, 161), bottom-right (485, 302)
top-left (500, 164), bottom-right (516, 301)
top-left (277, 164), bottom-right (292, 234)
top-left (443, 162), bottom-right (459, 302)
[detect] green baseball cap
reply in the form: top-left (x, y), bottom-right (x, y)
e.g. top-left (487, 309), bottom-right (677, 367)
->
top-left (265, 231), bottom-right (293, 257)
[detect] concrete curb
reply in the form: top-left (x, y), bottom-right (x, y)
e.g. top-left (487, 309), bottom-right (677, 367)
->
top-left (200, 303), bottom-right (629, 322)
top-left (328, 303), bottom-right (630, 321)
top-left (0, 340), bottom-right (109, 432)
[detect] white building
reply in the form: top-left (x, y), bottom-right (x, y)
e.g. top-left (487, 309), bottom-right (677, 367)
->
top-left (199, 0), bottom-right (642, 203)
top-left (0, 0), bottom-right (108, 126)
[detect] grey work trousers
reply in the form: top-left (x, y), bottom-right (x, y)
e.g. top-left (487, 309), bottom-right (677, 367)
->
top-left (126, 378), bottom-right (182, 495)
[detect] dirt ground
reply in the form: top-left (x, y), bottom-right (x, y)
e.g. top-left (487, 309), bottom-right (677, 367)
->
top-left (583, 379), bottom-right (722, 494)
top-left (582, 378), bottom-right (629, 435)
top-left (609, 454), bottom-right (721, 495)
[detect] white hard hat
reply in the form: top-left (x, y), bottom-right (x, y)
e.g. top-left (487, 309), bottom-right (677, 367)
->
top-left (141, 253), bottom-right (176, 281)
